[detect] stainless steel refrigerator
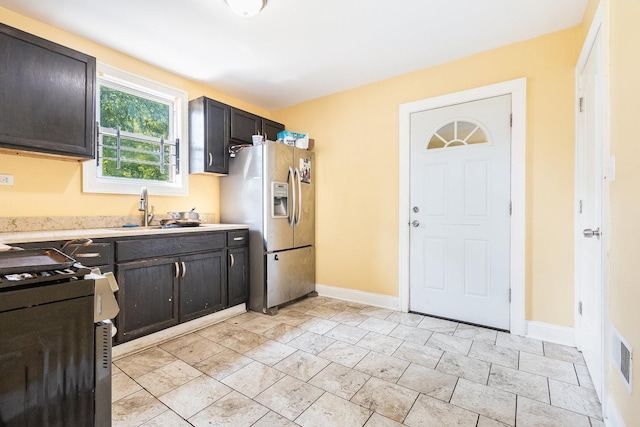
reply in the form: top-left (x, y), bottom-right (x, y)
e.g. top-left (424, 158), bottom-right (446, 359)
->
top-left (220, 141), bottom-right (315, 314)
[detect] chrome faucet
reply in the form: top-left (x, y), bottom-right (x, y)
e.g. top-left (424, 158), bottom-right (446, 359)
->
top-left (138, 187), bottom-right (155, 227)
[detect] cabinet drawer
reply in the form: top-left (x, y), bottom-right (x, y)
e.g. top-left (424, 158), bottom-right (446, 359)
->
top-left (12, 240), bottom-right (112, 268)
top-left (116, 232), bottom-right (225, 262)
top-left (67, 242), bottom-right (112, 267)
top-left (227, 230), bottom-right (249, 247)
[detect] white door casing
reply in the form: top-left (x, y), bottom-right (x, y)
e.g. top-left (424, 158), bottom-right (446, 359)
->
top-left (409, 95), bottom-right (511, 330)
top-left (399, 79), bottom-right (526, 336)
top-left (575, 6), bottom-right (606, 402)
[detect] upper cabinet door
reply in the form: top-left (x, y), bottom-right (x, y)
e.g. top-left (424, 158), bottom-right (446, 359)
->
top-left (262, 118), bottom-right (285, 142)
top-left (0, 23), bottom-right (96, 160)
top-left (230, 108), bottom-right (261, 144)
top-left (189, 97), bottom-right (230, 175)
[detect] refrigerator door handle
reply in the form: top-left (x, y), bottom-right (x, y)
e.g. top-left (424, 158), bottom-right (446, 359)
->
top-left (288, 166), bottom-right (295, 227)
top-left (294, 168), bottom-right (302, 226)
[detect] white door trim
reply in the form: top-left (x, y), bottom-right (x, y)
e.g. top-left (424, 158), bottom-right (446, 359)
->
top-left (575, 1), bottom-right (613, 420)
top-left (399, 78), bottom-right (527, 336)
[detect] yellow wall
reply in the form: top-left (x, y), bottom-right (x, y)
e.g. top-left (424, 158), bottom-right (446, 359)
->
top-left (607, 0), bottom-right (640, 423)
top-left (0, 8), bottom-right (270, 219)
top-left (275, 27), bottom-right (581, 327)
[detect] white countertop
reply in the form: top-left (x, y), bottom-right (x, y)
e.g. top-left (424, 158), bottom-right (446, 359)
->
top-left (0, 223), bottom-right (249, 245)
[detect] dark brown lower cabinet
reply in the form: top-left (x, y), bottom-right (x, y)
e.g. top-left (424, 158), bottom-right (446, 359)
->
top-left (116, 257), bottom-right (179, 343)
top-left (113, 230), bottom-right (249, 344)
top-left (228, 245), bottom-right (249, 307)
top-left (179, 251), bottom-right (226, 322)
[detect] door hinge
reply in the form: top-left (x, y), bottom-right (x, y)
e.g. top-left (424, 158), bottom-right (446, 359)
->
top-left (578, 301), bottom-right (583, 315)
top-left (509, 288), bottom-right (512, 303)
top-left (509, 201), bottom-right (512, 216)
top-left (579, 200), bottom-right (583, 214)
top-left (510, 113), bottom-right (513, 127)
top-left (578, 97), bottom-right (585, 112)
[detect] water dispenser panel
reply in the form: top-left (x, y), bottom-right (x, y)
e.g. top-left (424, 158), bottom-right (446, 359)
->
top-left (272, 181), bottom-right (289, 218)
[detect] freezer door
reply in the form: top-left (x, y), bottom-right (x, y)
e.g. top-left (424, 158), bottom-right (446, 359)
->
top-left (266, 246), bottom-right (315, 309)
top-left (293, 148), bottom-right (315, 247)
top-left (264, 142), bottom-right (294, 251)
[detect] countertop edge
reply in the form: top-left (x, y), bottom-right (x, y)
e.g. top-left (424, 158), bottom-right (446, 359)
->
top-left (0, 224), bottom-right (250, 244)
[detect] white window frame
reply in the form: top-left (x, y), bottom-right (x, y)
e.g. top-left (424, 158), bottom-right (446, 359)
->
top-left (82, 62), bottom-right (189, 196)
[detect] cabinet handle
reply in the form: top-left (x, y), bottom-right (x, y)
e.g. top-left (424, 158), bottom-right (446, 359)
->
top-left (181, 261), bottom-right (186, 278)
top-left (233, 237), bottom-right (244, 241)
top-left (230, 253), bottom-right (235, 268)
top-left (76, 252), bottom-right (101, 258)
top-left (174, 262), bottom-right (179, 278)
top-left (208, 152), bottom-right (213, 166)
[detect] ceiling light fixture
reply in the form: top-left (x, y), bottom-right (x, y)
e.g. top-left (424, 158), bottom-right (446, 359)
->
top-left (225, 0), bottom-right (267, 17)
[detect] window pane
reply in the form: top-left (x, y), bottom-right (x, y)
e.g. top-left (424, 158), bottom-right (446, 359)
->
top-left (457, 121), bottom-right (476, 140)
top-left (101, 158), bottom-right (170, 181)
top-left (466, 128), bottom-right (488, 145)
top-left (99, 85), bottom-right (174, 181)
top-left (100, 86), bottom-right (170, 138)
top-left (437, 122), bottom-right (455, 141)
top-left (428, 135), bottom-right (446, 149)
top-left (100, 135), bottom-right (171, 181)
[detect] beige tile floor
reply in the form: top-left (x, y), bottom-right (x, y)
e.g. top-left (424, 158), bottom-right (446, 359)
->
top-left (111, 296), bottom-right (603, 426)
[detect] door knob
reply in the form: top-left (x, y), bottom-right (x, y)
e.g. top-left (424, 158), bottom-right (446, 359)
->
top-left (411, 220), bottom-right (420, 227)
top-left (583, 228), bottom-right (601, 238)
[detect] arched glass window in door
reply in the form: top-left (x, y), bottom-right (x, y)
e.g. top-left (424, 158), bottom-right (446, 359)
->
top-left (427, 120), bottom-right (489, 149)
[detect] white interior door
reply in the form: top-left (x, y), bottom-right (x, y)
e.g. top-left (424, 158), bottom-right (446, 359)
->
top-left (409, 95), bottom-right (511, 330)
top-left (576, 27), bottom-right (603, 400)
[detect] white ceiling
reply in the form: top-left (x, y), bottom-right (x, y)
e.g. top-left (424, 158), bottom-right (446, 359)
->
top-left (0, 0), bottom-right (588, 110)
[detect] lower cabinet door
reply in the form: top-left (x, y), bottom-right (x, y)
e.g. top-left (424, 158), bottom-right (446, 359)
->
top-left (228, 246), bottom-right (249, 307)
top-left (116, 257), bottom-right (179, 343)
top-left (179, 251), bottom-right (226, 322)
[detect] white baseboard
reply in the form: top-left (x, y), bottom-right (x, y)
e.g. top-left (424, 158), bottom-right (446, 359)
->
top-left (315, 284), bottom-right (400, 311)
top-left (605, 395), bottom-right (626, 427)
top-left (112, 304), bottom-right (247, 360)
top-left (525, 320), bottom-right (575, 346)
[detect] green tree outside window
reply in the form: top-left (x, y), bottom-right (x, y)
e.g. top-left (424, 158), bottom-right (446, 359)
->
top-left (99, 86), bottom-right (173, 181)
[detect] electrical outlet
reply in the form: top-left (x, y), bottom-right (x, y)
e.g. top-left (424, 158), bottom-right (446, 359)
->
top-left (0, 174), bottom-right (14, 186)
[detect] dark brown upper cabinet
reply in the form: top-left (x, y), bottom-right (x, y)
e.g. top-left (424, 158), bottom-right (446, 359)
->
top-left (189, 96), bottom-right (285, 175)
top-left (0, 23), bottom-right (96, 160)
top-left (230, 108), bottom-right (285, 144)
top-left (189, 97), bottom-right (231, 175)
top-left (230, 108), bottom-right (261, 144)
top-left (262, 118), bottom-right (285, 142)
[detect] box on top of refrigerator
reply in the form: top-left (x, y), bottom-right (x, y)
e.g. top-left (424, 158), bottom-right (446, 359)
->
top-left (277, 131), bottom-right (309, 149)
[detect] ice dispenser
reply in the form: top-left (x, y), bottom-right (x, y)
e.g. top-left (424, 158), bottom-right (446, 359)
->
top-left (272, 181), bottom-right (289, 218)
